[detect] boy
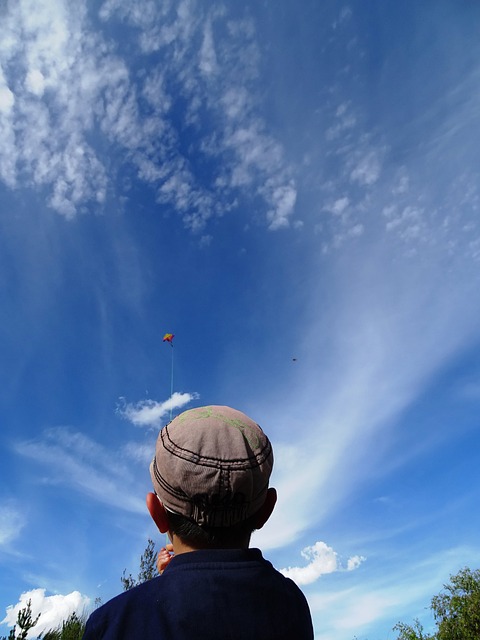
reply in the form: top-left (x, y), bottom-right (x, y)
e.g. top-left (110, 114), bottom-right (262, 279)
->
top-left (83, 405), bottom-right (313, 639)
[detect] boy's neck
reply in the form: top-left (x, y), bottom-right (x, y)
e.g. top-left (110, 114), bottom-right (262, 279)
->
top-left (171, 533), bottom-right (251, 555)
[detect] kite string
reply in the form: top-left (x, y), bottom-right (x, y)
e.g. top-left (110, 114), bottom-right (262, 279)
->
top-left (169, 344), bottom-right (174, 421)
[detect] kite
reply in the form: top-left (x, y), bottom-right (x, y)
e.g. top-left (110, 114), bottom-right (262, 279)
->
top-left (163, 333), bottom-right (175, 344)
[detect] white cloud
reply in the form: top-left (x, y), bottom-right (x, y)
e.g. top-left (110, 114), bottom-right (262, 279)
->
top-left (224, 123), bottom-right (284, 188)
top-left (220, 87), bottom-right (250, 121)
top-left (0, 504), bottom-right (25, 546)
top-left (279, 541), bottom-right (365, 585)
top-left (0, 85), bottom-right (14, 114)
top-left (121, 441), bottom-right (154, 465)
top-left (326, 104), bottom-right (356, 140)
top-left (456, 380), bottom-right (480, 400)
top-left (339, 6), bottom-right (353, 23)
top-left (349, 222), bottom-right (363, 236)
top-left (384, 205), bottom-right (426, 242)
top-left (393, 171), bottom-right (409, 195)
top-left (307, 585), bottom-right (399, 640)
top-left (0, 68), bottom-right (16, 186)
top-left (25, 69), bottom-right (46, 96)
top-left (118, 392), bottom-right (197, 427)
top-left (1, 589), bottom-right (90, 638)
top-left (199, 20), bottom-right (218, 76)
top-left (326, 197), bottom-right (349, 215)
top-left (347, 555), bottom-right (365, 571)
top-left (199, 234), bottom-right (213, 247)
top-left (336, 592), bottom-right (396, 629)
top-left (350, 151), bottom-right (381, 185)
top-left (266, 182), bottom-right (297, 230)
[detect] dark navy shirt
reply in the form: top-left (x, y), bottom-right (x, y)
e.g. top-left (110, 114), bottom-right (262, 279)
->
top-left (83, 548), bottom-right (313, 639)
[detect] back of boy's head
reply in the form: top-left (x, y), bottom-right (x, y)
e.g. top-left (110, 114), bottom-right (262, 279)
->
top-left (150, 405), bottom-right (274, 530)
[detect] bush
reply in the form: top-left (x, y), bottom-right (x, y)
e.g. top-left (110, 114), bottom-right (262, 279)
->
top-left (394, 567), bottom-right (480, 640)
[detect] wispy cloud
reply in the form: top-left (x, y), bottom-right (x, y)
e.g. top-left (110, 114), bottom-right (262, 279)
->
top-left (0, 503), bottom-right (26, 547)
top-left (1, 588), bottom-right (90, 638)
top-left (0, 0), bottom-right (296, 230)
top-left (14, 428), bottom-right (145, 513)
top-left (349, 150), bottom-right (382, 186)
top-left (280, 541), bottom-right (365, 586)
top-left (0, 1), bottom-right (109, 217)
top-left (248, 25), bottom-right (480, 553)
top-left (256, 229), bottom-right (480, 552)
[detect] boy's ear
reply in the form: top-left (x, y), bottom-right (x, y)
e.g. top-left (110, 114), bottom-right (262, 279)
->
top-left (146, 492), bottom-right (170, 534)
top-left (253, 487), bottom-right (277, 530)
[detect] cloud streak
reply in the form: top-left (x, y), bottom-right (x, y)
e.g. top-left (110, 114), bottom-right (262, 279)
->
top-left (257, 229), bottom-right (480, 551)
top-left (14, 428), bottom-right (145, 513)
top-left (0, 504), bottom-right (25, 547)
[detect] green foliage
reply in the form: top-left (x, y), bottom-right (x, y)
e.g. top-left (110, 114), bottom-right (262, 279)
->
top-left (432, 567), bottom-right (480, 640)
top-left (121, 537), bottom-right (159, 591)
top-left (39, 611), bottom-right (86, 640)
top-left (393, 618), bottom-right (434, 640)
top-left (394, 567), bottom-right (480, 640)
top-left (1, 602), bottom-right (86, 640)
top-left (0, 599), bottom-right (40, 640)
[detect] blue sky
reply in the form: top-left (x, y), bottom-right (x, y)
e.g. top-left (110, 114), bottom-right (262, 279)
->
top-left (1, 1), bottom-right (480, 638)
